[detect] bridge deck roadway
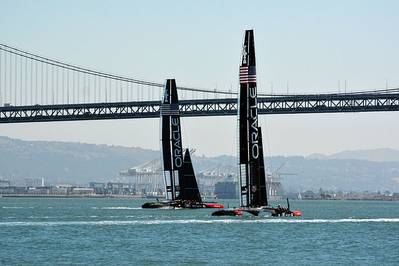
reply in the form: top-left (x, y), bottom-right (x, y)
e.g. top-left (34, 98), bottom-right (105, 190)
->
top-left (1, 93), bottom-right (399, 123)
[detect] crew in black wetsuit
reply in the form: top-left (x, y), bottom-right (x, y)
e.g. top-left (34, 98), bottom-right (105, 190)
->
top-left (277, 204), bottom-right (283, 216)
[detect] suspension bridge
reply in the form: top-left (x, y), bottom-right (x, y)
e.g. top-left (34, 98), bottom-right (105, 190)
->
top-left (1, 43), bottom-right (399, 123)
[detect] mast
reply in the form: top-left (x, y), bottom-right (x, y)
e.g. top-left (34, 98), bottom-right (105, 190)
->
top-left (177, 149), bottom-right (202, 202)
top-left (238, 30), bottom-right (267, 208)
top-left (256, 127), bottom-right (268, 207)
top-left (160, 79), bottom-right (183, 200)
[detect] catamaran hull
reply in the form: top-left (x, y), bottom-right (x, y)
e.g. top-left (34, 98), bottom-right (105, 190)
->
top-left (261, 207), bottom-right (302, 217)
top-left (142, 201), bottom-right (224, 209)
top-left (141, 201), bottom-right (175, 209)
top-left (212, 209), bottom-right (243, 216)
top-left (212, 207), bottom-right (302, 217)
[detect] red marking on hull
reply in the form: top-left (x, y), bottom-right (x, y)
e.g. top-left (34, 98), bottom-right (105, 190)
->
top-left (292, 210), bottom-right (302, 216)
top-left (204, 203), bottom-right (224, 209)
top-left (233, 209), bottom-right (243, 216)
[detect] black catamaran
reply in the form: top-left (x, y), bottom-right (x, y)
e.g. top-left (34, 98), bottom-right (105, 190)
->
top-left (161, 79), bottom-right (183, 202)
top-left (142, 79), bottom-right (223, 209)
top-left (238, 29), bottom-right (268, 212)
top-left (213, 30), bottom-right (301, 217)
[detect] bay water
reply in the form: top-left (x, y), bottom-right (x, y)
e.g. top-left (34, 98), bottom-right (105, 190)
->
top-left (1, 198), bottom-right (398, 265)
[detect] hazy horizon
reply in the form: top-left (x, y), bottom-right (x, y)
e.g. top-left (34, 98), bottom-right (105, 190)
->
top-left (2, 134), bottom-right (399, 159)
top-left (1, 0), bottom-right (399, 156)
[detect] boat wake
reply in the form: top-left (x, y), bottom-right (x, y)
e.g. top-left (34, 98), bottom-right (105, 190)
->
top-left (0, 218), bottom-right (399, 227)
top-left (93, 207), bottom-right (142, 210)
top-left (2, 206), bottom-right (34, 209)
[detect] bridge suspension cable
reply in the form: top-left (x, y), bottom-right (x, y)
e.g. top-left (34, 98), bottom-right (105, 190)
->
top-left (1, 42), bottom-right (399, 108)
top-left (0, 43), bottom-right (236, 96)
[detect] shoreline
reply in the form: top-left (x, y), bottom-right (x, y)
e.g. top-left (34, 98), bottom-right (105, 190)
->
top-left (1, 194), bottom-right (399, 201)
top-left (0, 194), bottom-right (160, 199)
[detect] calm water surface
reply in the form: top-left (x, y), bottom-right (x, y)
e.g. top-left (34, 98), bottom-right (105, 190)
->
top-left (1, 198), bottom-right (398, 265)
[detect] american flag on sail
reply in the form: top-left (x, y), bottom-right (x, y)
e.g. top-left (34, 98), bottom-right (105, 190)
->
top-left (160, 103), bottom-right (180, 116)
top-left (240, 66), bottom-right (256, 84)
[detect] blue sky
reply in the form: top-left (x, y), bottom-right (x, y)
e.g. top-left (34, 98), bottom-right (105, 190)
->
top-left (1, 0), bottom-right (399, 156)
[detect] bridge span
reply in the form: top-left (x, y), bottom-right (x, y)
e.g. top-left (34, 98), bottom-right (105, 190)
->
top-left (1, 43), bottom-right (399, 124)
top-left (1, 92), bottom-right (398, 123)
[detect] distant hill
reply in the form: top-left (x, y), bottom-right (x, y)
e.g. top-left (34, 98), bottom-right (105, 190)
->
top-left (1, 136), bottom-right (399, 192)
top-left (267, 156), bottom-right (399, 193)
top-left (308, 148), bottom-right (399, 162)
top-left (0, 136), bottom-right (158, 185)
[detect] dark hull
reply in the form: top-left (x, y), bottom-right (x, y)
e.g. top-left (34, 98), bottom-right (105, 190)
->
top-left (212, 206), bottom-right (302, 217)
top-left (142, 200), bottom-right (224, 209)
top-left (212, 209), bottom-right (243, 217)
top-left (265, 207), bottom-right (301, 217)
top-left (141, 201), bottom-right (174, 209)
